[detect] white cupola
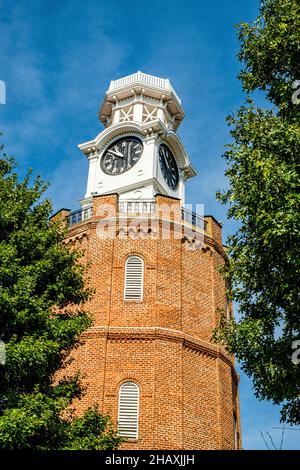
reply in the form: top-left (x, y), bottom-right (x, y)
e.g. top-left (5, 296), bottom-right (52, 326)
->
top-left (78, 71), bottom-right (196, 206)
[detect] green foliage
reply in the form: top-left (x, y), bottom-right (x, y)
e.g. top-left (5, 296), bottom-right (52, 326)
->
top-left (215, 0), bottom-right (300, 424)
top-left (237, 0), bottom-right (300, 121)
top-left (0, 142), bottom-right (122, 449)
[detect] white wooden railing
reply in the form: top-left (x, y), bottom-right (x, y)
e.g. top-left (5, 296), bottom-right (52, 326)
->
top-left (108, 71), bottom-right (181, 104)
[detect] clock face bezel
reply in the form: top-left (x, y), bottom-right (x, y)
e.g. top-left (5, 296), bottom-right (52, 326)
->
top-left (100, 135), bottom-right (143, 176)
top-left (158, 143), bottom-right (179, 190)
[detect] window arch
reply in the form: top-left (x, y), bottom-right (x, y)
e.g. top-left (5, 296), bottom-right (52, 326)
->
top-left (124, 255), bottom-right (144, 301)
top-left (118, 381), bottom-right (140, 439)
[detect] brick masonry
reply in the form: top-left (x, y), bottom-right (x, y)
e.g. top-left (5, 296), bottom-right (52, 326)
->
top-left (55, 193), bottom-right (241, 450)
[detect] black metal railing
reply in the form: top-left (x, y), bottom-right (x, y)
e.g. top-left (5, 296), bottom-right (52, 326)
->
top-left (67, 207), bottom-right (92, 226)
top-left (66, 201), bottom-right (206, 231)
top-left (181, 208), bottom-right (207, 231)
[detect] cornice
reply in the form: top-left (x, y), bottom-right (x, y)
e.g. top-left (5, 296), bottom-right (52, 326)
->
top-left (65, 215), bottom-right (226, 258)
top-left (80, 325), bottom-right (238, 380)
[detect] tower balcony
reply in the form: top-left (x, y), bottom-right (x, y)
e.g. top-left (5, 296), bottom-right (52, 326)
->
top-left (66, 206), bottom-right (93, 226)
top-left (65, 198), bottom-right (207, 232)
top-left (56, 195), bottom-right (227, 248)
top-left (118, 199), bottom-right (156, 216)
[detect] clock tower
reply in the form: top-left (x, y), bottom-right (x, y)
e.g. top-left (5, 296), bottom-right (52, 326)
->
top-left (78, 71), bottom-right (196, 207)
top-left (56, 72), bottom-right (241, 450)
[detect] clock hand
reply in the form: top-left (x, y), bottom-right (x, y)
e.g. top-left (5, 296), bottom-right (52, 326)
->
top-left (160, 148), bottom-right (170, 169)
top-left (164, 155), bottom-right (170, 169)
top-left (113, 147), bottom-right (124, 157)
top-left (108, 149), bottom-right (124, 158)
top-left (114, 149), bottom-right (124, 158)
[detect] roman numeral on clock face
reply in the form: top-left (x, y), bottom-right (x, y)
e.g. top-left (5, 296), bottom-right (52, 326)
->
top-left (159, 144), bottom-right (179, 189)
top-left (101, 136), bottom-right (143, 175)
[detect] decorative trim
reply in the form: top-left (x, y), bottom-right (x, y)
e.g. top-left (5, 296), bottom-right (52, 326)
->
top-left (65, 216), bottom-right (226, 260)
top-left (81, 326), bottom-right (238, 379)
top-left (100, 130), bottom-right (145, 156)
top-left (63, 232), bottom-right (89, 244)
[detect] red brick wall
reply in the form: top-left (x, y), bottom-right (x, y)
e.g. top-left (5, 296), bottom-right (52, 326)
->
top-left (60, 194), bottom-right (241, 449)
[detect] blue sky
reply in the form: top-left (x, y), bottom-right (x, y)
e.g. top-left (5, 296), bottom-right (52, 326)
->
top-left (0, 0), bottom-right (299, 449)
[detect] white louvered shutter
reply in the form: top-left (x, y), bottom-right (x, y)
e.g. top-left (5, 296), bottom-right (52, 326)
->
top-left (118, 382), bottom-right (139, 439)
top-left (124, 256), bottom-right (144, 301)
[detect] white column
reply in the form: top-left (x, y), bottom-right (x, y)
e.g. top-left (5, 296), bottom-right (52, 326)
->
top-left (85, 153), bottom-right (99, 198)
top-left (178, 170), bottom-right (186, 205)
top-left (112, 108), bottom-right (120, 125)
top-left (133, 101), bottom-right (143, 123)
top-left (156, 106), bottom-right (165, 124)
top-left (157, 95), bottom-right (165, 124)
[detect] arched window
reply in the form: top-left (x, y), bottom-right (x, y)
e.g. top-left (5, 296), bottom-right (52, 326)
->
top-left (124, 256), bottom-right (144, 301)
top-left (118, 381), bottom-right (140, 439)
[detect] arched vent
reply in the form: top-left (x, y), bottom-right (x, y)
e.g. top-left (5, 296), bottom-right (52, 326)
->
top-left (124, 256), bottom-right (144, 301)
top-left (118, 381), bottom-right (139, 439)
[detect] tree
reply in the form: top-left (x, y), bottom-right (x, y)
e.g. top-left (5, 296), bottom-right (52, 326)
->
top-left (215, 0), bottom-right (300, 424)
top-left (0, 141), bottom-right (122, 449)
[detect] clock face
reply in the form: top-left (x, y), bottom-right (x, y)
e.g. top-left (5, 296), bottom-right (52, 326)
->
top-left (101, 136), bottom-right (143, 175)
top-left (158, 144), bottom-right (179, 189)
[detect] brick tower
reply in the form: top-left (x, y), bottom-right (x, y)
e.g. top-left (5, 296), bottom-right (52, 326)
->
top-left (57, 72), bottom-right (241, 450)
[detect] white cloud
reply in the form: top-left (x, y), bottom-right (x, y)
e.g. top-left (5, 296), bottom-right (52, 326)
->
top-left (0, 1), bottom-right (130, 207)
